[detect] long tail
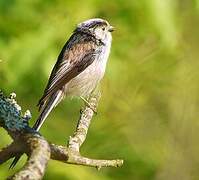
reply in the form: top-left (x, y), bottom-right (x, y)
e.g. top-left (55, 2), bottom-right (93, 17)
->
top-left (9, 90), bottom-right (63, 169)
top-left (33, 90), bottom-right (63, 131)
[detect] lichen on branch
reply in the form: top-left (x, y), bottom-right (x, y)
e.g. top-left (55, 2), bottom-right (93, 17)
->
top-left (0, 91), bottom-right (31, 132)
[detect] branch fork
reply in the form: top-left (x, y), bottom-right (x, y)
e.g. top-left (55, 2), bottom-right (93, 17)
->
top-left (0, 91), bottom-right (123, 179)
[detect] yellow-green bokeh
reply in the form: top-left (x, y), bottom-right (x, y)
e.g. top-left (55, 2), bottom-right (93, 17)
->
top-left (0, 0), bottom-right (199, 179)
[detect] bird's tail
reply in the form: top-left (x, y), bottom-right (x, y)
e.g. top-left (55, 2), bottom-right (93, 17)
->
top-left (9, 90), bottom-right (63, 169)
top-left (9, 155), bottom-right (21, 169)
top-left (33, 90), bottom-right (63, 131)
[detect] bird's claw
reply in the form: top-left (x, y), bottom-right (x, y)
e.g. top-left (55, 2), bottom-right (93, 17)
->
top-left (80, 96), bottom-right (97, 114)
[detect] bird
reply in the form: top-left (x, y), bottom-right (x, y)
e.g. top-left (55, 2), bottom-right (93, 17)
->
top-left (10, 18), bottom-right (114, 168)
top-left (34, 18), bottom-right (114, 130)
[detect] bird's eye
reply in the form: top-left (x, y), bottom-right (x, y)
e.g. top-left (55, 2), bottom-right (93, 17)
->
top-left (102, 27), bottom-right (105, 31)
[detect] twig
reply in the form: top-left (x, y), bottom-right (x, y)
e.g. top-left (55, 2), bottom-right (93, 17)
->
top-left (50, 143), bottom-right (123, 169)
top-left (68, 94), bottom-right (99, 152)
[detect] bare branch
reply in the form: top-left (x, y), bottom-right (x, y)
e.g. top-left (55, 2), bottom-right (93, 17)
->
top-left (9, 134), bottom-right (50, 180)
top-left (68, 93), bottom-right (100, 152)
top-left (50, 143), bottom-right (123, 169)
top-left (67, 155), bottom-right (123, 169)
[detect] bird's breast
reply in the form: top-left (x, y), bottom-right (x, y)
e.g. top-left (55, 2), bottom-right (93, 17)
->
top-left (64, 42), bottom-right (111, 97)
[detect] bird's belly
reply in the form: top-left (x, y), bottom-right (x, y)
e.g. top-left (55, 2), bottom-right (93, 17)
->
top-left (64, 59), bottom-right (105, 97)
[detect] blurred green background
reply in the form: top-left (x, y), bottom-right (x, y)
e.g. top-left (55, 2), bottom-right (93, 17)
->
top-left (0, 0), bottom-right (199, 179)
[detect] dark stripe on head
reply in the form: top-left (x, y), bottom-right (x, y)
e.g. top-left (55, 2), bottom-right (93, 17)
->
top-left (78, 18), bottom-right (108, 29)
top-left (86, 20), bottom-right (107, 28)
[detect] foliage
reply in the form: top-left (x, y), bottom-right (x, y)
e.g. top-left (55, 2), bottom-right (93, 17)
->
top-left (0, 0), bottom-right (199, 179)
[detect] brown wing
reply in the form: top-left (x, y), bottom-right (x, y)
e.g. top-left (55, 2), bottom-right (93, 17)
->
top-left (38, 34), bottom-right (98, 110)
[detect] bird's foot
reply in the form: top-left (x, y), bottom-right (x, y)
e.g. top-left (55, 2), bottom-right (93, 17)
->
top-left (80, 96), bottom-right (97, 114)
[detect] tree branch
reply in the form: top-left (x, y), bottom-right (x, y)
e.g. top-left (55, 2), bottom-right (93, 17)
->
top-left (0, 91), bottom-right (123, 179)
top-left (8, 134), bottom-right (51, 180)
top-left (68, 94), bottom-right (99, 152)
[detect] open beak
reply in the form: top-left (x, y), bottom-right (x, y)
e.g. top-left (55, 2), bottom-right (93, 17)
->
top-left (108, 26), bottom-right (115, 32)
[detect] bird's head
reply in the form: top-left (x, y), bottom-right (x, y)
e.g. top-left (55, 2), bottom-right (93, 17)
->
top-left (76, 18), bottom-right (114, 44)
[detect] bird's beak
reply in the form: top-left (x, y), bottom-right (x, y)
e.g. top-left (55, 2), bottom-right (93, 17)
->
top-left (108, 26), bottom-right (115, 32)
